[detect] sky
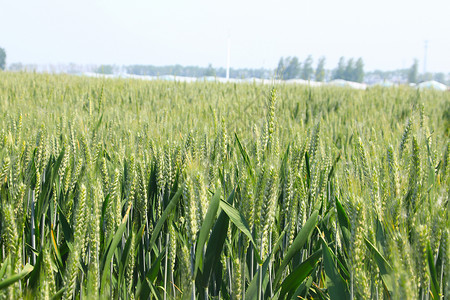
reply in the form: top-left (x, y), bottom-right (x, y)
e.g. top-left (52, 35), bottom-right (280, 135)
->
top-left (1, 0), bottom-right (449, 73)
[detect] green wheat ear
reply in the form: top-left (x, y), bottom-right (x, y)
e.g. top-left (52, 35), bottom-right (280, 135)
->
top-left (111, 168), bottom-right (121, 232)
top-left (259, 165), bottom-right (278, 257)
top-left (0, 156), bottom-right (10, 184)
top-left (63, 184), bottom-right (87, 300)
top-left (399, 118), bottom-right (412, 158)
top-left (100, 156), bottom-right (109, 195)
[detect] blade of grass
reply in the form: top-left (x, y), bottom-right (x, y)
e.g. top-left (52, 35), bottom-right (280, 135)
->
top-left (364, 237), bottom-right (393, 295)
top-left (245, 230), bottom-right (286, 300)
top-left (321, 237), bottom-right (350, 300)
top-left (199, 189), bottom-right (235, 288)
top-left (194, 188), bottom-right (221, 276)
top-left (278, 250), bottom-right (321, 298)
top-left (274, 210), bottom-right (319, 287)
top-left (0, 264), bottom-right (33, 290)
top-left (149, 188), bottom-right (182, 248)
top-left (427, 243), bottom-right (440, 300)
top-left (219, 199), bottom-right (261, 263)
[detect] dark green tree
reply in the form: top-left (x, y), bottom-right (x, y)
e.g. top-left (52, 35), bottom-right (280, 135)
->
top-left (355, 58), bottom-right (364, 83)
top-left (332, 57), bottom-right (346, 80)
top-left (285, 56), bottom-right (301, 79)
top-left (0, 47), bottom-right (6, 70)
top-left (408, 59), bottom-right (418, 83)
top-left (301, 55), bottom-right (314, 80)
top-left (277, 56), bottom-right (300, 79)
top-left (344, 58), bottom-right (355, 81)
top-left (315, 57), bottom-right (326, 82)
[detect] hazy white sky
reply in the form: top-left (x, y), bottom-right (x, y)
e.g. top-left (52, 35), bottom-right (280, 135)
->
top-left (1, 0), bottom-right (449, 72)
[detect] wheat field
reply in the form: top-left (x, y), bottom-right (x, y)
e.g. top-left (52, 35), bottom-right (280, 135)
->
top-left (0, 72), bottom-right (448, 299)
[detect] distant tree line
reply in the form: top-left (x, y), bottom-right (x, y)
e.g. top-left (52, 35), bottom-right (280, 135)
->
top-left (124, 64), bottom-right (273, 79)
top-left (2, 45), bottom-right (448, 84)
top-left (94, 59), bottom-right (449, 84)
top-left (276, 56), bottom-right (327, 81)
top-left (404, 59), bottom-right (443, 84)
top-left (276, 55), bottom-right (365, 83)
top-left (332, 57), bottom-right (364, 82)
top-left (364, 59), bottom-right (447, 85)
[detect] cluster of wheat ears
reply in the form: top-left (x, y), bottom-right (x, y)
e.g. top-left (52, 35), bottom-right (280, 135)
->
top-left (0, 72), bottom-right (448, 299)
